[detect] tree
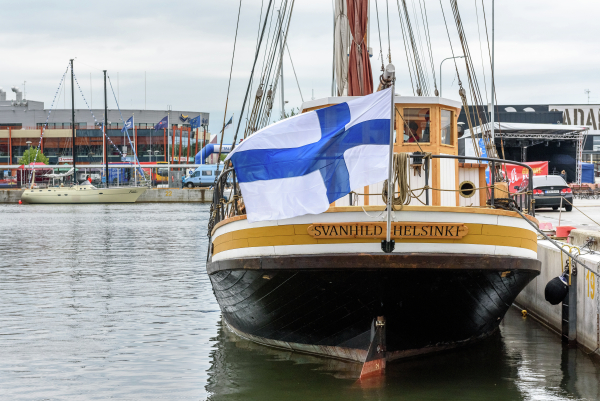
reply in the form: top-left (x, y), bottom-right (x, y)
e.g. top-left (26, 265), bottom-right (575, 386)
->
top-left (276, 107), bottom-right (299, 122)
top-left (18, 148), bottom-right (49, 165)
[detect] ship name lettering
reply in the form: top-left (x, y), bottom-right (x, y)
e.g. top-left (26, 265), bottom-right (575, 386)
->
top-left (307, 223), bottom-right (467, 239)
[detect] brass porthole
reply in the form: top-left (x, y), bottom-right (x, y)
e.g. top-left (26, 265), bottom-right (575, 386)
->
top-left (459, 180), bottom-right (476, 198)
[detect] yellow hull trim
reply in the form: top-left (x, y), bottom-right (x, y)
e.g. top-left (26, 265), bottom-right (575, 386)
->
top-left (212, 222), bottom-right (537, 255)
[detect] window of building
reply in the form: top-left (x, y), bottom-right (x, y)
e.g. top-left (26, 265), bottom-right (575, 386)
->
top-left (403, 108), bottom-right (430, 143)
top-left (593, 136), bottom-right (600, 151)
top-left (441, 110), bottom-right (452, 145)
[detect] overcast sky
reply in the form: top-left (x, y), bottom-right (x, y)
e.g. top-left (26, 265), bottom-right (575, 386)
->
top-left (2, 0), bottom-right (599, 141)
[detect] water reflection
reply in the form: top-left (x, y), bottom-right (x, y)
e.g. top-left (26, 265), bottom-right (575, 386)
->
top-left (206, 309), bottom-right (600, 401)
top-left (2, 204), bottom-right (600, 400)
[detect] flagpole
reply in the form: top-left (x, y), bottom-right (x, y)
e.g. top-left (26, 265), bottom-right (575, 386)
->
top-left (167, 114), bottom-right (171, 187)
top-left (383, 64), bottom-right (396, 253)
top-left (133, 113), bottom-right (137, 187)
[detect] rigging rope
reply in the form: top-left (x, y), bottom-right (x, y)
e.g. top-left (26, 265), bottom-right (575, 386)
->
top-left (396, 0), bottom-right (415, 95)
top-left (228, 0), bottom-right (274, 155)
top-left (419, 0), bottom-right (438, 95)
top-left (27, 63), bottom-right (70, 188)
top-left (375, 0), bottom-right (386, 71)
top-left (474, 0), bottom-right (489, 104)
top-left (386, 0), bottom-right (392, 64)
top-left (382, 153), bottom-right (410, 208)
top-left (107, 76), bottom-right (146, 179)
top-left (438, 0), bottom-right (480, 159)
top-left (450, 0), bottom-right (497, 161)
top-left (286, 43), bottom-right (304, 103)
top-left (399, 0), bottom-right (428, 95)
top-left (217, 0), bottom-right (244, 166)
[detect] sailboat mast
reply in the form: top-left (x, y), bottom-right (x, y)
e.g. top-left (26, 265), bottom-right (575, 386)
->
top-left (70, 59), bottom-right (76, 182)
top-left (104, 70), bottom-right (109, 188)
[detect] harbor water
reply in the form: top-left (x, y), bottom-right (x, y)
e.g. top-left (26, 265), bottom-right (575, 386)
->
top-left (2, 203), bottom-right (600, 400)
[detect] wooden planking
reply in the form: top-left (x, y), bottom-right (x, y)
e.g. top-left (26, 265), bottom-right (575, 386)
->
top-left (458, 167), bottom-right (481, 207)
top-left (439, 156), bottom-right (456, 207)
top-left (211, 204), bottom-right (539, 236)
top-left (478, 164), bottom-right (488, 207)
top-left (212, 222), bottom-right (538, 255)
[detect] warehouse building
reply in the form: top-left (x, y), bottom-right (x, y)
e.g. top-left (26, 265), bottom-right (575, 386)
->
top-left (0, 87), bottom-right (209, 165)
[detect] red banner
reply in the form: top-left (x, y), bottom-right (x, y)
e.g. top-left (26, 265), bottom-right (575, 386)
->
top-left (505, 161), bottom-right (548, 193)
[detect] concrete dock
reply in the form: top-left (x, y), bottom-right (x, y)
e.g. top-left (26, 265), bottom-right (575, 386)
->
top-left (0, 188), bottom-right (214, 203)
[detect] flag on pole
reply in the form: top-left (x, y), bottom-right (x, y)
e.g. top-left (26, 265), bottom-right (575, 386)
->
top-left (122, 116), bottom-right (133, 133)
top-left (154, 116), bottom-right (168, 130)
top-left (189, 115), bottom-right (202, 129)
top-left (220, 115), bottom-right (233, 133)
top-left (226, 88), bottom-right (392, 222)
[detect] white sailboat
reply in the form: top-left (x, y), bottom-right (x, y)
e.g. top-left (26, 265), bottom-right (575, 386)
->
top-left (21, 60), bottom-right (146, 204)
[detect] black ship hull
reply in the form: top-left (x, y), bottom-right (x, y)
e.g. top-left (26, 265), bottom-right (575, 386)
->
top-left (207, 253), bottom-right (540, 363)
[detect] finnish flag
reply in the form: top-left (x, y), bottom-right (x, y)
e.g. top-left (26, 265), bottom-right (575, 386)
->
top-left (226, 88), bottom-right (392, 222)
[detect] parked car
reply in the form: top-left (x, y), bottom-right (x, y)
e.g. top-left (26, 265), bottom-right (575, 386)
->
top-left (531, 175), bottom-right (573, 211)
top-left (182, 164), bottom-right (230, 188)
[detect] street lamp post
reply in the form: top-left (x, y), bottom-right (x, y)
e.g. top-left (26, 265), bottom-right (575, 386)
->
top-left (439, 55), bottom-right (465, 97)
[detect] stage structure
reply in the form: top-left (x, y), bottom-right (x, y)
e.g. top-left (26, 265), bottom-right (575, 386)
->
top-left (461, 122), bottom-right (589, 184)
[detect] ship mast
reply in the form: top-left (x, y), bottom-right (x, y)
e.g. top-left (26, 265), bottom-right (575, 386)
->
top-left (103, 70), bottom-right (109, 188)
top-left (70, 59), bottom-right (76, 183)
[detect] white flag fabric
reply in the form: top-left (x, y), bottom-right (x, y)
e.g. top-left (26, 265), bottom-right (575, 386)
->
top-left (226, 88), bottom-right (392, 222)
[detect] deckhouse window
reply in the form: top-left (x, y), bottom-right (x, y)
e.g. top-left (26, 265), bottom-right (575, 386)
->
top-left (441, 110), bottom-right (452, 145)
top-left (403, 108), bottom-right (430, 143)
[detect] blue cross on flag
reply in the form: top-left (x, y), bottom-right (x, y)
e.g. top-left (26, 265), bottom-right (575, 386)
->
top-left (226, 88), bottom-right (392, 222)
top-left (154, 116), bottom-right (168, 130)
top-left (121, 116), bottom-right (133, 133)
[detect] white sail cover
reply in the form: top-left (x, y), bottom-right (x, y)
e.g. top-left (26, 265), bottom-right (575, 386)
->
top-left (334, 0), bottom-right (349, 96)
top-left (43, 168), bottom-right (74, 178)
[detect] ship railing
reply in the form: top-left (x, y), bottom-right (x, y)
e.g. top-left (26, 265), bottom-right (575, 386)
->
top-left (208, 154), bottom-right (535, 234)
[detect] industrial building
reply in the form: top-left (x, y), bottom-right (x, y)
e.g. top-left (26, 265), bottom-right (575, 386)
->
top-left (0, 86), bottom-right (210, 165)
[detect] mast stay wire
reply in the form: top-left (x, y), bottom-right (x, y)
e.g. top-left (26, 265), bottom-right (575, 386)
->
top-left (385, 0), bottom-right (392, 64)
top-left (106, 75), bottom-right (146, 178)
top-left (375, 0), bottom-right (386, 71)
top-left (474, 0), bottom-right (489, 104)
top-left (258, 0), bottom-right (295, 128)
top-left (216, 0), bottom-right (244, 166)
top-left (253, 1), bottom-right (289, 131)
top-left (286, 43), bottom-right (304, 103)
top-left (450, 0), bottom-right (496, 159)
top-left (244, 0), bottom-right (272, 139)
top-left (261, 0), bottom-right (295, 128)
top-left (438, 0), bottom-right (480, 159)
top-left (259, 1), bottom-right (293, 128)
top-left (245, 0), bottom-right (267, 133)
top-left (228, 0), bottom-right (276, 152)
top-left (27, 63), bottom-right (70, 187)
top-left (481, 0), bottom-right (502, 140)
top-left (410, 0), bottom-right (430, 93)
top-left (419, 0), bottom-right (438, 96)
top-left (396, 0), bottom-right (415, 95)
top-left (399, 0), bottom-right (428, 95)
top-left (246, 0), bottom-right (290, 136)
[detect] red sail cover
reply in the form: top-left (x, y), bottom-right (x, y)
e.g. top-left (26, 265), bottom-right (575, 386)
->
top-left (505, 161), bottom-right (548, 193)
top-left (347, 0), bottom-right (373, 96)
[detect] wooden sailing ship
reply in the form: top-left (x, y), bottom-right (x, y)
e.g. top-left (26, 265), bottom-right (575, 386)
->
top-left (207, 95), bottom-right (539, 376)
top-left (206, 0), bottom-right (539, 378)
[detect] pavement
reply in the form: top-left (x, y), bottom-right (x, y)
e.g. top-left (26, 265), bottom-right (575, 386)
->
top-left (536, 198), bottom-right (600, 231)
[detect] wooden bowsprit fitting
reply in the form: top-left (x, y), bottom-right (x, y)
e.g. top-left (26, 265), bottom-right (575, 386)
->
top-left (360, 316), bottom-right (386, 379)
